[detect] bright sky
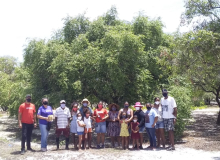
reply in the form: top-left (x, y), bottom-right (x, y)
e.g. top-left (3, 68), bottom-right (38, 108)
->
top-left (0, 0), bottom-right (188, 62)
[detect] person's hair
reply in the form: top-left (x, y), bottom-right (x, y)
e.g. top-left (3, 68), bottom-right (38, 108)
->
top-left (77, 113), bottom-right (81, 117)
top-left (124, 101), bottom-right (129, 104)
top-left (146, 103), bottom-right (151, 107)
top-left (84, 108), bottom-right (91, 115)
top-left (41, 98), bottom-right (48, 102)
top-left (71, 102), bottom-right (78, 108)
top-left (154, 97), bottom-right (160, 102)
top-left (96, 101), bottom-right (104, 108)
top-left (121, 111), bottom-right (127, 119)
top-left (162, 89), bottom-right (167, 92)
top-left (110, 104), bottom-right (118, 111)
top-left (133, 115), bottom-right (138, 119)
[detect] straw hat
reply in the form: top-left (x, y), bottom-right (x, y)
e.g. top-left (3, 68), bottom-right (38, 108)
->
top-left (81, 98), bottom-right (90, 105)
top-left (108, 103), bottom-right (120, 111)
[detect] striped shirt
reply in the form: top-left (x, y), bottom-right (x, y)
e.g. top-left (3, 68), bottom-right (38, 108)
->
top-left (55, 107), bottom-right (71, 129)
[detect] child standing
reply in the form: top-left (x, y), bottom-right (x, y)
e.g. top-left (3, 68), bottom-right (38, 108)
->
top-left (77, 113), bottom-right (86, 151)
top-left (70, 103), bottom-right (79, 149)
top-left (131, 115), bottom-right (140, 150)
top-left (120, 112), bottom-right (129, 150)
top-left (83, 109), bottom-right (94, 149)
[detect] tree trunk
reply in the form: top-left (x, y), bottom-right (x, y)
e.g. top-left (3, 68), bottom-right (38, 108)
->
top-left (216, 90), bottom-right (220, 125)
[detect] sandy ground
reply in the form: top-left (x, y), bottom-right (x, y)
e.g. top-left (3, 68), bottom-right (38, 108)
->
top-left (0, 107), bottom-right (220, 160)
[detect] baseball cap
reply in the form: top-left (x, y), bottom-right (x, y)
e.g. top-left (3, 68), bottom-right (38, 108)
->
top-left (60, 100), bottom-right (66, 103)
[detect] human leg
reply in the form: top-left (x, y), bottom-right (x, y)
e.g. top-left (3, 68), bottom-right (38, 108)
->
top-left (155, 129), bottom-right (160, 147)
top-left (39, 124), bottom-right (47, 150)
top-left (26, 123), bottom-right (34, 150)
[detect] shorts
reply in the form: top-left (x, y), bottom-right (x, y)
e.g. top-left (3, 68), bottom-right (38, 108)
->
top-left (95, 121), bottom-right (106, 133)
top-left (139, 126), bottom-right (145, 133)
top-left (77, 132), bottom-right (84, 135)
top-left (56, 128), bottom-right (70, 138)
top-left (84, 128), bottom-right (92, 133)
top-left (163, 118), bottom-right (175, 131)
top-left (155, 121), bottom-right (164, 129)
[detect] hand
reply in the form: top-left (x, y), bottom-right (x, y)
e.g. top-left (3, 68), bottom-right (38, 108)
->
top-left (66, 124), bottom-right (70, 128)
top-left (151, 124), bottom-right (155, 128)
top-left (125, 120), bottom-right (129, 124)
top-left (34, 123), bottom-right (37, 128)
top-left (135, 126), bottom-right (139, 130)
top-left (174, 118), bottom-right (177, 125)
top-left (45, 117), bottom-right (49, 121)
top-left (19, 123), bottom-right (22, 128)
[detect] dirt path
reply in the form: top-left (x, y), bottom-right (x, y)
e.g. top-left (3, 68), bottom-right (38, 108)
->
top-left (0, 107), bottom-right (220, 160)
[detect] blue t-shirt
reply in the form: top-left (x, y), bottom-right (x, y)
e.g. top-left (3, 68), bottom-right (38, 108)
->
top-left (145, 109), bottom-right (158, 128)
top-left (79, 107), bottom-right (93, 118)
top-left (37, 106), bottom-right (53, 125)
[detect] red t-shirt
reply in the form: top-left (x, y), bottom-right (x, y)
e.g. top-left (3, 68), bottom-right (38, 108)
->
top-left (94, 108), bottom-right (108, 123)
top-left (19, 103), bottom-right (36, 124)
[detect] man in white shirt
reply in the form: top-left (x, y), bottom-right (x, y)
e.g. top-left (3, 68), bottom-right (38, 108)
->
top-left (161, 89), bottom-right (177, 151)
top-left (55, 100), bottom-right (71, 150)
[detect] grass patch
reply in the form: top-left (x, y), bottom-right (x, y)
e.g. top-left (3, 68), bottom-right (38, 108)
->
top-left (191, 105), bottom-right (208, 110)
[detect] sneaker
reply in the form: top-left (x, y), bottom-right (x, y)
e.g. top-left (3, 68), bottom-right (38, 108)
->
top-left (41, 148), bottom-right (47, 152)
top-left (139, 145), bottom-right (143, 149)
top-left (20, 149), bottom-right (25, 155)
top-left (101, 144), bottom-right (105, 148)
top-left (97, 145), bottom-right (100, 149)
top-left (167, 147), bottom-right (175, 151)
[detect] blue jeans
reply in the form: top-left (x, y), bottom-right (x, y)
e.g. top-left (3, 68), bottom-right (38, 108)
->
top-left (39, 124), bottom-right (49, 149)
top-left (146, 128), bottom-right (156, 147)
top-left (95, 121), bottom-right (106, 133)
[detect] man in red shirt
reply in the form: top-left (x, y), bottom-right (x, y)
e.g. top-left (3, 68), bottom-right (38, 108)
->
top-left (18, 94), bottom-right (37, 155)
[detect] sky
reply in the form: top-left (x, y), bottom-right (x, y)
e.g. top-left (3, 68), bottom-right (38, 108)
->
top-left (0, 0), bottom-right (189, 62)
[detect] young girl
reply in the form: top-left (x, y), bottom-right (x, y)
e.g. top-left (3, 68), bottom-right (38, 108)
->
top-left (70, 103), bottom-right (79, 149)
top-left (131, 115), bottom-right (140, 150)
top-left (83, 109), bottom-right (94, 149)
top-left (120, 112), bottom-right (129, 150)
top-left (77, 113), bottom-right (86, 151)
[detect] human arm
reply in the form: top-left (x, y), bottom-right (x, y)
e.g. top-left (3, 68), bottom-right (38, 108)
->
top-left (77, 121), bottom-right (86, 127)
top-left (152, 116), bottom-right (158, 128)
top-left (34, 114), bottom-right (37, 128)
top-left (117, 109), bottom-right (122, 120)
top-left (126, 109), bottom-right (133, 123)
top-left (173, 108), bottom-right (177, 124)
top-left (18, 112), bottom-right (22, 128)
top-left (102, 110), bottom-right (109, 120)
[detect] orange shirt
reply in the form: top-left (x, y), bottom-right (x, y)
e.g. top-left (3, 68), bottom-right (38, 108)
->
top-left (94, 108), bottom-right (108, 123)
top-left (19, 103), bottom-right (36, 124)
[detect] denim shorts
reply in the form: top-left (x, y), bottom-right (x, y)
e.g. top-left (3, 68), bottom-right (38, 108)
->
top-left (155, 121), bottom-right (164, 129)
top-left (77, 132), bottom-right (84, 135)
top-left (139, 126), bottom-right (145, 133)
top-left (95, 121), bottom-right (106, 133)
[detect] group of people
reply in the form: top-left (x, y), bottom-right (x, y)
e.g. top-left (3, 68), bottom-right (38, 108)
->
top-left (18, 89), bottom-right (177, 155)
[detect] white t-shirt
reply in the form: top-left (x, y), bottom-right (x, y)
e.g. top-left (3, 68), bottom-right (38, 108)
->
top-left (77, 120), bottom-right (85, 132)
top-left (153, 106), bottom-right (163, 122)
top-left (161, 96), bottom-right (177, 119)
top-left (84, 116), bottom-right (92, 129)
top-left (120, 108), bottom-right (132, 116)
top-left (55, 107), bottom-right (71, 129)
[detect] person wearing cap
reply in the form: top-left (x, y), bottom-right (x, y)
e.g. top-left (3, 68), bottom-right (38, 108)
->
top-left (37, 98), bottom-right (53, 152)
top-left (145, 103), bottom-right (158, 151)
top-left (133, 102), bottom-right (145, 149)
top-left (107, 103), bottom-right (120, 148)
top-left (79, 98), bottom-right (93, 148)
top-left (18, 94), bottom-right (37, 155)
top-left (55, 100), bottom-right (71, 150)
top-left (161, 89), bottom-right (177, 151)
top-left (79, 98), bottom-right (93, 118)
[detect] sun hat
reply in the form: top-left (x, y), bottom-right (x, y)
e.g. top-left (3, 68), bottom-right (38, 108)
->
top-left (134, 102), bottom-right (143, 107)
top-left (60, 100), bottom-right (66, 103)
top-left (108, 103), bottom-right (120, 111)
top-left (81, 98), bottom-right (90, 105)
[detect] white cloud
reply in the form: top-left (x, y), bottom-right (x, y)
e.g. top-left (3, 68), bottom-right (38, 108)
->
top-left (0, 0), bottom-right (188, 62)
